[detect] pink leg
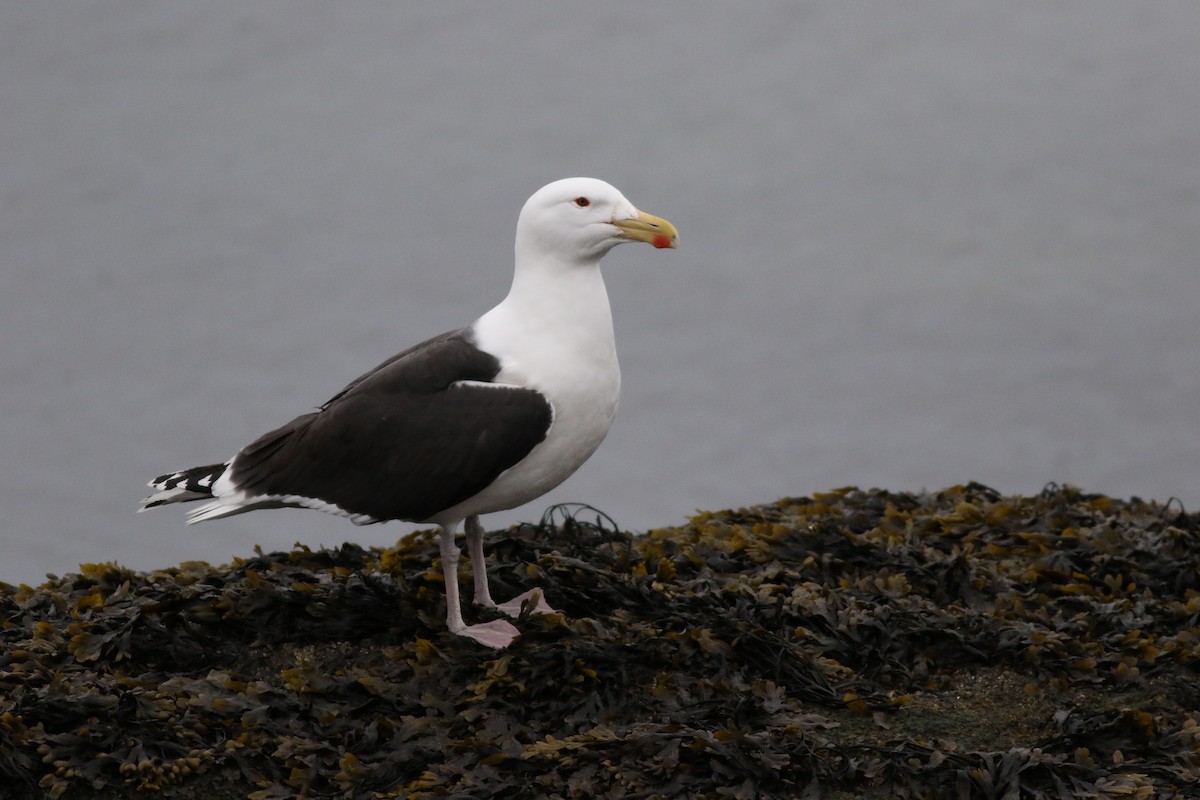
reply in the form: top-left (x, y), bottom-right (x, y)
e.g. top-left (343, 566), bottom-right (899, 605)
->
top-left (465, 515), bottom-right (496, 607)
top-left (439, 526), bottom-right (518, 648)
top-left (464, 516), bottom-right (560, 619)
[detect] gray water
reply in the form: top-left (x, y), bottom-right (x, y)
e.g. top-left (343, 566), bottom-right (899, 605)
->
top-left (2, 3), bottom-right (1198, 586)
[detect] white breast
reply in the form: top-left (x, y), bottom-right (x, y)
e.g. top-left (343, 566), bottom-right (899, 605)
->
top-left (428, 265), bottom-right (621, 526)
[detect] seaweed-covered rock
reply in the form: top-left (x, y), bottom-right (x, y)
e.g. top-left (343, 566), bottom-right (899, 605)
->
top-left (2, 484), bottom-right (1199, 798)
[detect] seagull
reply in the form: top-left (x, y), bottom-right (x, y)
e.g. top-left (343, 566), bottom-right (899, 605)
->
top-left (140, 177), bottom-right (678, 647)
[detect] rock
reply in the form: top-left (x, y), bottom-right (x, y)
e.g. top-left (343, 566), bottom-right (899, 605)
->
top-left (2, 485), bottom-right (1198, 798)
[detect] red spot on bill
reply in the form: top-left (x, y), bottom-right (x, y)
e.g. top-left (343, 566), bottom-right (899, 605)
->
top-left (652, 234), bottom-right (673, 249)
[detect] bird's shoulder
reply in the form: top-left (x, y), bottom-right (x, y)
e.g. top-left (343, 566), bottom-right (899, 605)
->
top-left (322, 327), bottom-right (508, 408)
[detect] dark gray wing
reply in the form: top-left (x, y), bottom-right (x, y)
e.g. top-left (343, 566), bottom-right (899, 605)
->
top-left (229, 328), bottom-right (552, 522)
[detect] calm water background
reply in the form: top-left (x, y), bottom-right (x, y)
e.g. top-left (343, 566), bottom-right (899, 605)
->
top-left (2, 3), bottom-right (1198, 585)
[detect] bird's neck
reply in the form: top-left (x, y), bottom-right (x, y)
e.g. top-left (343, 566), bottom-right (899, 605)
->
top-left (475, 251), bottom-right (617, 379)
top-left (500, 249), bottom-right (614, 337)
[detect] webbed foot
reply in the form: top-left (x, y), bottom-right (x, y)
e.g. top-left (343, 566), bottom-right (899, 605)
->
top-left (452, 618), bottom-right (521, 649)
top-left (496, 588), bottom-right (560, 619)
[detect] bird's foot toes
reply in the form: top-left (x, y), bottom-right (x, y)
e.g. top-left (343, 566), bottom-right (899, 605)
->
top-left (496, 588), bottom-right (560, 619)
top-left (454, 618), bottom-right (521, 649)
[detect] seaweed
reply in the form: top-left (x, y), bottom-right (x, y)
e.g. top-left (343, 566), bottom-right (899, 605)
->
top-left (2, 483), bottom-right (1199, 798)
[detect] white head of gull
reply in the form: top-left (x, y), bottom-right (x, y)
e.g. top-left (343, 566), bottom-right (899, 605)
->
top-left (141, 177), bottom-right (678, 648)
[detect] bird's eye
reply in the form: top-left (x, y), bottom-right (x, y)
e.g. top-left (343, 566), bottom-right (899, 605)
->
top-left (573, 196), bottom-right (591, 208)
